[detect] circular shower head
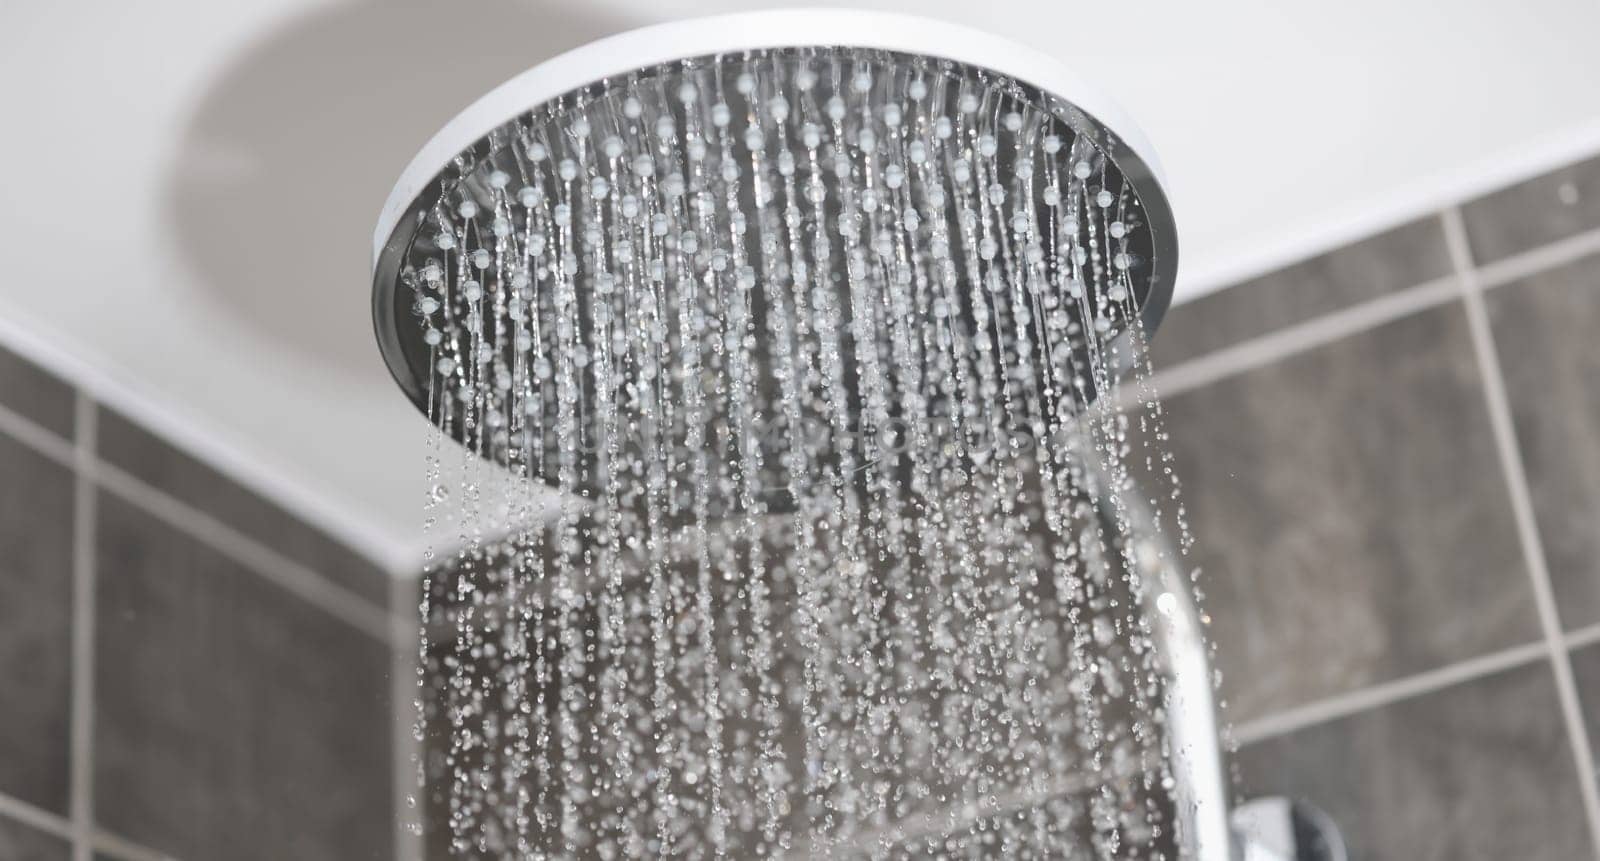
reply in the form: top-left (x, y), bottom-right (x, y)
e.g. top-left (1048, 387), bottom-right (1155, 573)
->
top-left (380, 14), bottom-right (1203, 856)
top-left (371, 9), bottom-right (1177, 497)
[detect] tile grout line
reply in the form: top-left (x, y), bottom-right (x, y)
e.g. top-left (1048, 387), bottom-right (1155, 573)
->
top-left (1226, 608), bottom-right (1600, 747)
top-left (0, 397), bottom-right (76, 467)
top-left (0, 790), bottom-right (74, 843)
top-left (93, 461), bottom-right (393, 642)
top-left (90, 829), bottom-right (178, 861)
top-left (1570, 622), bottom-right (1600, 652)
top-left (1231, 640), bottom-right (1550, 746)
top-left (69, 395), bottom-right (96, 861)
top-left (1477, 223), bottom-right (1600, 291)
top-left (1144, 222), bottom-right (1600, 403)
top-left (0, 306), bottom-right (408, 574)
top-left (0, 790), bottom-right (173, 861)
top-left (1143, 275), bottom-right (1461, 401)
top-left (1443, 206), bottom-right (1600, 858)
top-left (0, 398), bottom-right (393, 642)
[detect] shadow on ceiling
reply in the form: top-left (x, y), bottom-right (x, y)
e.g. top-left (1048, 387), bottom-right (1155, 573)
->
top-left (165, 0), bottom-right (634, 383)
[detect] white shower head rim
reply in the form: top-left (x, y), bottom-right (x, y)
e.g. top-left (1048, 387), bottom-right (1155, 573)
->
top-left (371, 7), bottom-right (1179, 411)
top-left (372, 8), bottom-right (1173, 263)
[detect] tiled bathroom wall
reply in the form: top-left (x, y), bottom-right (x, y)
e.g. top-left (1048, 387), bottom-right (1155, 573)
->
top-left (0, 360), bottom-right (400, 860)
top-left (1155, 154), bottom-right (1600, 858)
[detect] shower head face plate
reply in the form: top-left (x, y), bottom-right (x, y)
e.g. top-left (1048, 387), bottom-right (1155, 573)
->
top-left (372, 11), bottom-right (1177, 503)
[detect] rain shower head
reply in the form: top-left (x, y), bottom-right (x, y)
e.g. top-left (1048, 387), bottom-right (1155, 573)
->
top-left (371, 9), bottom-right (1177, 497)
top-left (376, 13), bottom-right (1216, 857)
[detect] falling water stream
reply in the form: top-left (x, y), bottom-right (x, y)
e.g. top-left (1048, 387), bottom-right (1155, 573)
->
top-left (402, 48), bottom-right (1201, 859)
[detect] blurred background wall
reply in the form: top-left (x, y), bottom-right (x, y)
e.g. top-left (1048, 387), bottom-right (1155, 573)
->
top-left (0, 364), bottom-right (401, 860)
top-left (1157, 153), bottom-right (1600, 859)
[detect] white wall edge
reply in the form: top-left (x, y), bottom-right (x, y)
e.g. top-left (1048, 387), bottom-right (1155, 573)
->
top-left (0, 307), bottom-right (414, 577)
top-left (1173, 116), bottom-right (1600, 303)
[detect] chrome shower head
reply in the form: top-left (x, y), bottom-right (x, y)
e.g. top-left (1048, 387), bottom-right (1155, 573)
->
top-left (370, 9), bottom-right (1177, 498)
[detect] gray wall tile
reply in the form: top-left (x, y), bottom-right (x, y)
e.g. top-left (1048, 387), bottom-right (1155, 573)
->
top-left (1461, 154), bottom-right (1600, 264)
top-left (1486, 256), bottom-right (1600, 629)
top-left (0, 345), bottom-right (73, 441)
top-left (0, 816), bottom-right (69, 861)
top-left (96, 407), bottom-right (390, 606)
top-left (1150, 217), bottom-right (1452, 367)
top-left (94, 494), bottom-right (393, 861)
top-left (1159, 305), bottom-right (1538, 721)
top-left (1234, 660), bottom-right (1591, 861)
top-left (0, 434), bottom-right (74, 814)
top-left (1564, 642), bottom-right (1600, 775)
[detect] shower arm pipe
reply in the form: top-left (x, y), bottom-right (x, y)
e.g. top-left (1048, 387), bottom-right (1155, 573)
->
top-left (1118, 497), bottom-right (1234, 861)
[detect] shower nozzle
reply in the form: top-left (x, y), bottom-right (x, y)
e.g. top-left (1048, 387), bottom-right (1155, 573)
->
top-left (372, 9), bottom-right (1177, 493)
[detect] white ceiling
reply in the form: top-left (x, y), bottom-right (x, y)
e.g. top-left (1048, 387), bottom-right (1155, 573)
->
top-left (4, 0), bottom-right (1600, 574)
